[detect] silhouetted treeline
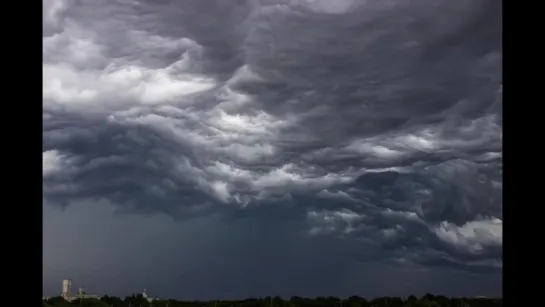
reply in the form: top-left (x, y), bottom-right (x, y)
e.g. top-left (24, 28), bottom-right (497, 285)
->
top-left (43, 293), bottom-right (502, 307)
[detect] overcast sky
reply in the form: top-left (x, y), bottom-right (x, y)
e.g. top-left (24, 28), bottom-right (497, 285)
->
top-left (43, 0), bottom-right (502, 300)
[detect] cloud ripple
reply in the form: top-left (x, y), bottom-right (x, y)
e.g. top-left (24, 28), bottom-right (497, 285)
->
top-left (43, 0), bottom-right (502, 275)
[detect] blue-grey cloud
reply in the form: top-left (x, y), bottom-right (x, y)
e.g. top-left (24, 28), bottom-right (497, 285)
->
top-left (43, 0), bottom-right (502, 299)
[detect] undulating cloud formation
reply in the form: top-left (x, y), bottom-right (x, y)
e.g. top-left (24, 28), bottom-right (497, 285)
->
top-left (43, 0), bottom-right (502, 299)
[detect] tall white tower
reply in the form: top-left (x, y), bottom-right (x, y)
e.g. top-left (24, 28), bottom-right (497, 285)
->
top-left (62, 279), bottom-right (72, 299)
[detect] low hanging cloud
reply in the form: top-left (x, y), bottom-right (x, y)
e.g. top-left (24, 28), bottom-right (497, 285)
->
top-left (43, 0), bottom-right (502, 297)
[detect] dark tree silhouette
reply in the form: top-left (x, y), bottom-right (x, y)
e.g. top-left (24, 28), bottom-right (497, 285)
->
top-left (43, 294), bottom-right (502, 307)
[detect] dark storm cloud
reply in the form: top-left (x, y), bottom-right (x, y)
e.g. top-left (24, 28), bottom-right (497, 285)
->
top-left (43, 0), bottom-right (502, 298)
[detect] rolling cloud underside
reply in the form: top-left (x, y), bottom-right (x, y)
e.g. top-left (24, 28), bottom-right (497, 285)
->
top-left (43, 0), bottom-right (502, 274)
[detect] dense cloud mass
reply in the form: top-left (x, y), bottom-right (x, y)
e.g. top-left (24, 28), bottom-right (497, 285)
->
top-left (43, 0), bottom-right (502, 299)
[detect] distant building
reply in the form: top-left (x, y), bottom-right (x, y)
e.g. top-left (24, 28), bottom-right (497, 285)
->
top-left (77, 287), bottom-right (100, 299)
top-left (61, 279), bottom-right (72, 300)
top-left (60, 279), bottom-right (154, 302)
top-left (142, 289), bottom-right (157, 303)
top-left (60, 279), bottom-right (99, 301)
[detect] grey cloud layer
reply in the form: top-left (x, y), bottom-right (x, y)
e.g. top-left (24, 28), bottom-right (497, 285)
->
top-left (44, 203), bottom-right (501, 299)
top-left (43, 0), bottom-right (502, 291)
